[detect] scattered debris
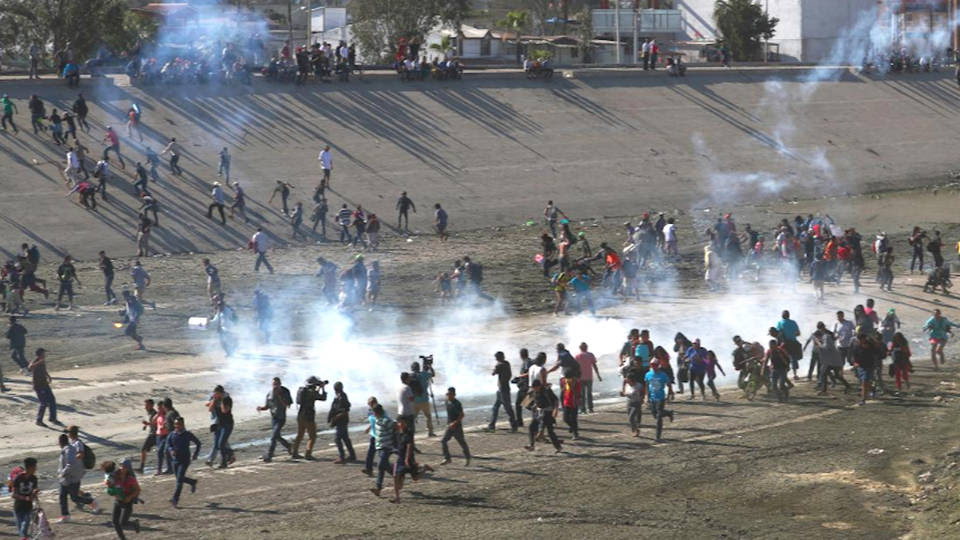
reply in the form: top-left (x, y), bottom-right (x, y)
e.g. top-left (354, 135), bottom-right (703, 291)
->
top-left (867, 448), bottom-right (885, 456)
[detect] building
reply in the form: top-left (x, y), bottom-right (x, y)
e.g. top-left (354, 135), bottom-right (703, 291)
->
top-left (593, 0), bottom-right (957, 63)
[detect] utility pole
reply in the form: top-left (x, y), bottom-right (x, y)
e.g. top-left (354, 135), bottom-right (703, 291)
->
top-left (306, 2), bottom-right (312, 46)
top-left (614, 0), bottom-right (621, 64)
top-left (633, 8), bottom-right (639, 65)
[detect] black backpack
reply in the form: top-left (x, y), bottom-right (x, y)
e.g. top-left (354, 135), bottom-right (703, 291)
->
top-left (82, 443), bottom-right (96, 469)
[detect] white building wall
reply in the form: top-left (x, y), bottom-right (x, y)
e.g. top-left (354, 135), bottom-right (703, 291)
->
top-left (800, 0), bottom-right (878, 62)
top-left (673, 0), bottom-right (881, 63)
top-left (462, 40), bottom-right (482, 58)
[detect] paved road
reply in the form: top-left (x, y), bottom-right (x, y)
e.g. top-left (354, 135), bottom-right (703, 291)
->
top-left (0, 68), bottom-right (956, 260)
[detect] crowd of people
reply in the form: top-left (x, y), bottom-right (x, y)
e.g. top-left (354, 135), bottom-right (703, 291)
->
top-left (2, 46), bottom-right (960, 539)
top-left (6, 285), bottom-right (953, 535)
top-left (532, 201), bottom-right (958, 316)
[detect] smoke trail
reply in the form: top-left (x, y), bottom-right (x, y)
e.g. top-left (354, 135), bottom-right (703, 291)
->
top-left (198, 287), bottom-right (516, 411)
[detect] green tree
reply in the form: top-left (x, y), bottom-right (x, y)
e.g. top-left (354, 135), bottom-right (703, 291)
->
top-left (497, 9), bottom-right (528, 64)
top-left (0, 0), bottom-right (144, 61)
top-left (713, 0), bottom-right (778, 61)
top-left (439, 0), bottom-right (471, 56)
top-left (429, 34), bottom-right (454, 59)
top-left (576, 6), bottom-right (593, 63)
top-left (349, 0), bottom-right (469, 63)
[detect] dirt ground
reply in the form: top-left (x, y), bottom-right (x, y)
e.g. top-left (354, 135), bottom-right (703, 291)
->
top-left (0, 187), bottom-right (959, 538)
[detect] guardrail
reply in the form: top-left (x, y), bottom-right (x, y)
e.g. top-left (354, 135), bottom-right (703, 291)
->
top-left (592, 9), bottom-right (682, 35)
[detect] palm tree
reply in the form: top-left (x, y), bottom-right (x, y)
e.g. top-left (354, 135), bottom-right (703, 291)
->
top-left (429, 34), bottom-right (454, 60)
top-left (500, 9), bottom-right (529, 65)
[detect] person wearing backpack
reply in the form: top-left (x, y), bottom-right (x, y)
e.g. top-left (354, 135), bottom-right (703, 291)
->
top-left (57, 429), bottom-right (99, 522)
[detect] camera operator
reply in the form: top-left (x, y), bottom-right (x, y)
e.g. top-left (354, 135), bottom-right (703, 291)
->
top-left (513, 348), bottom-right (533, 428)
top-left (292, 376), bottom-right (327, 460)
top-left (486, 351), bottom-right (517, 432)
top-left (410, 359), bottom-right (436, 437)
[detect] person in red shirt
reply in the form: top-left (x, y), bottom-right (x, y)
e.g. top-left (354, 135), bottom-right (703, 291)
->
top-left (594, 242), bottom-right (623, 295)
top-left (559, 370), bottom-right (581, 439)
top-left (101, 126), bottom-right (125, 168)
top-left (102, 460), bottom-right (141, 538)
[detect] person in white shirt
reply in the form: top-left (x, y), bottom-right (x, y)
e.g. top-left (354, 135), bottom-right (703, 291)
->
top-left (64, 148), bottom-right (80, 185)
top-left (160, 137), bottom-right (183, 175)
top-left (526, 353), bottom-right (547, 388)
top-left (663, 217), bottom-right (678, 257)
top-left (207, 182), bottom-right (226, 225)
top-left (250, 228), bottom-right (274, 274)
top-left (318, 145), bottom-right (332, 187)
top-left (641, 39), bottom-right (651, 70)
top-left (94, 157), bottom-right (110, 201)
top-left (833, 310), bottom-right (856, 365)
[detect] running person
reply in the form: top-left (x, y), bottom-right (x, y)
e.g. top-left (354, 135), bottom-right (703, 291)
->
top-left (396, 191), bottom-right (416, 231)
top-left (645, 359), bottom-right (674, 442)
top-left (922, 309), bottom-right (954, 370)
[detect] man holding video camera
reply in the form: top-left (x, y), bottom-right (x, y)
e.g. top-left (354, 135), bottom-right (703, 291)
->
top-left (410, 357), bottom-right (436, 437)
top-left (292, 376), bottom-right (327, 460)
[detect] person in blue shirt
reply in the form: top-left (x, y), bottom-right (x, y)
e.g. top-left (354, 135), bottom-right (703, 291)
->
top-left (361, 397), bottom-right (385, 476)
top-left (568, 269), bottom-right (595, 315)
top-left (775, 310), bottom-right (802, 380)
top-left (645, 359), bottom-right (674, 442)
top-left (685, 339), bottom-right (708, 400)
top-left (165, 417), bottom-right (201, 508)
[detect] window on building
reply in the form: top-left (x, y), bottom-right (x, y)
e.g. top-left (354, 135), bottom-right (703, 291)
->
top-left (481, 36), bottom-right (491, 56)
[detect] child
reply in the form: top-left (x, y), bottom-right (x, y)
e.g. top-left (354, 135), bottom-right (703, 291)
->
top-left (889, 332), bottom-right (912, 392)
top-left (436, 272), bottom-right (451, 303)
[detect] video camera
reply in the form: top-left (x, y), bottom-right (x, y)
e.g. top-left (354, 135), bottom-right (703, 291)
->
top-left (306, 376), bottom-right (329, 388)
top-left (419, 354), bottom-right (434, 371)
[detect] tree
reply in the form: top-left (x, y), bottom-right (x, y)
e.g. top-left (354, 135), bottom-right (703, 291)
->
top-left (429, 34), bottom-right (454, 59)
top-left (0, 0), bottom-right (140, 60)
top-left (576, 6), bottom-right (593, 63)
top-left (498, 9), bottom-right (528, 64)
top-left (439, 0), bottom-right (471, 56)
top-left (350, 0), bottom-right (453, 63)
top-left (713, 0), bottom-right (778, 61)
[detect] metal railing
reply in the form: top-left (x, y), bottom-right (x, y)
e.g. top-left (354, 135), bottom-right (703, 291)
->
top-left (592, 9), bottom-right (682, 35)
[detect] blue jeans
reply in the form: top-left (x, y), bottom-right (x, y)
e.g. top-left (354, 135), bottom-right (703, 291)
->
top-left (36, 386), bottom-right (57, 423)
top-left (156, 434), bottom-right (171, 473)
top-left (339, 226), bottom-right (352, 244)
top-left (375, 449), bottom-right (392, 490)
top-left (15, 508), bottom-right (30, 537)
top-left (59, 481), bottom-right (94, 516)
top-left (489, 386), bottom-right (516, 429)
top-left (172, 460), bottom-right (196, 503)
top-left (11, 347), bottom-right (27, 370)
top-left (267, 416), bottom-right (289, 458)
top-left (334, 423), bottom-right (355, 460)
top-left (364, 436), bottom-right (376, 471)
top-left (104, 273), bottom-right (116, 303)
top-left (208, 424), bottom-right (234, 466)
top-left (772, 369), bottom-right (789, 401)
